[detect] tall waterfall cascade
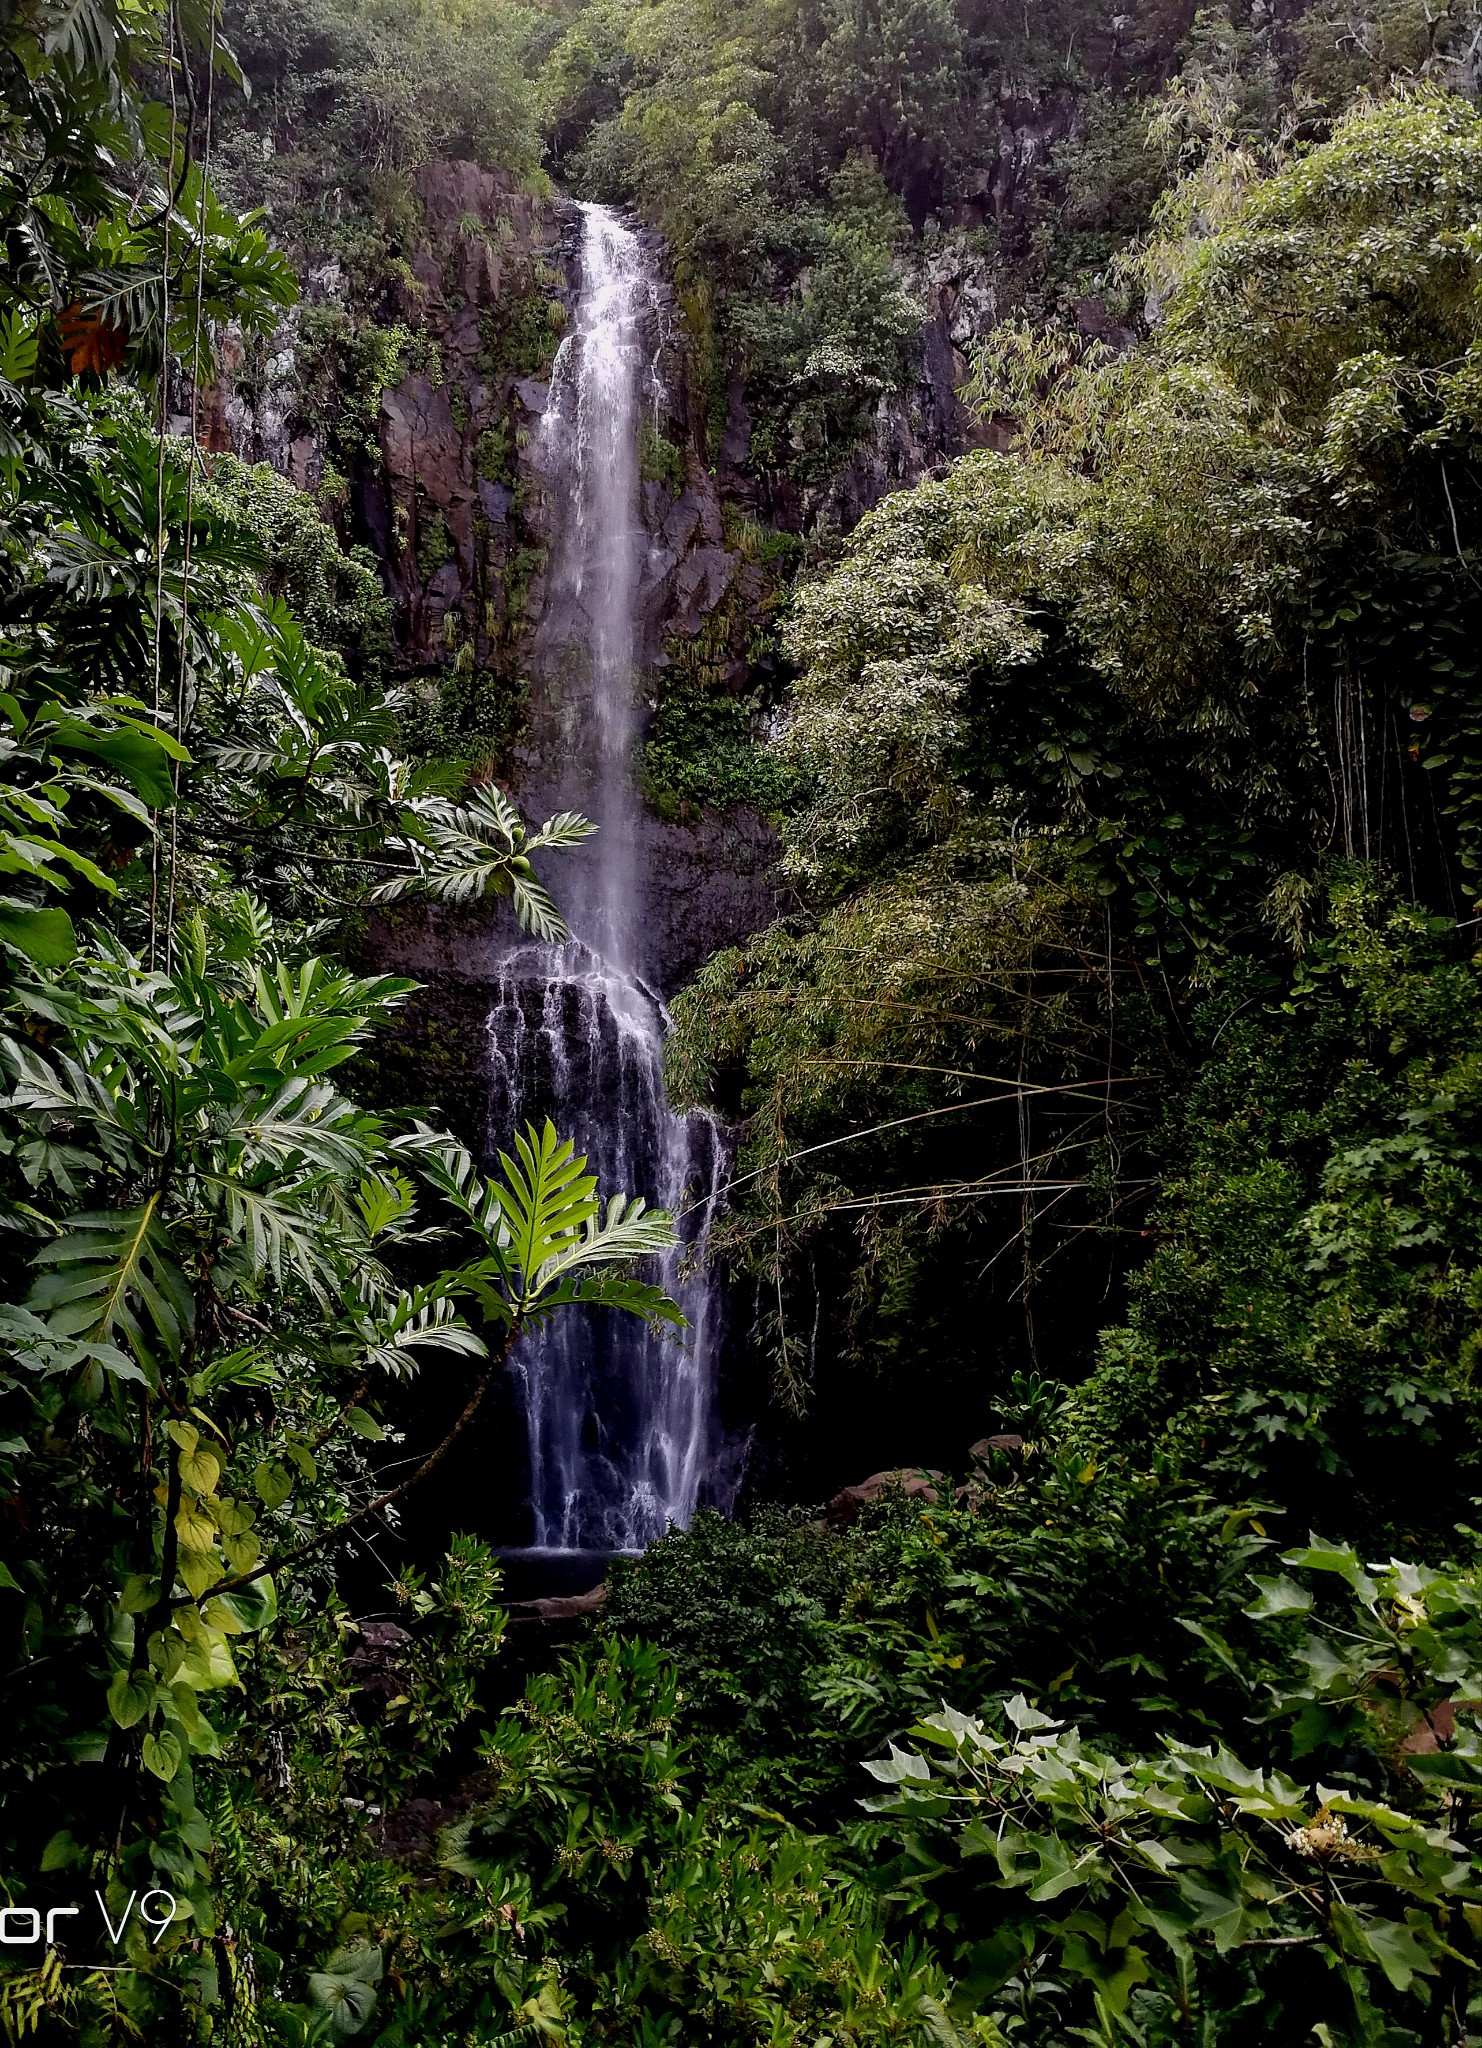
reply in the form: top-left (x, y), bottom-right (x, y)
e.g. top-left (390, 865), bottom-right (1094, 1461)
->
top-left (487, 203), bottom-right (726, 1554)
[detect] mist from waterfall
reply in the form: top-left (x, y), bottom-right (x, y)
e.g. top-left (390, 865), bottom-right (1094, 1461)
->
top-left (486, 203), bottom-right (727, 1554)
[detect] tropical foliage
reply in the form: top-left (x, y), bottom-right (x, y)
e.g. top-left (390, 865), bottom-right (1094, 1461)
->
top-left (864, 1543), bottom-right (1482, 2045)
top-left (0, 2), bottom-right (681, 2038)
top-left (669, 87), bottom-right (1482, 1452)
top-left (10, 0), bottom-right (1482, 2045)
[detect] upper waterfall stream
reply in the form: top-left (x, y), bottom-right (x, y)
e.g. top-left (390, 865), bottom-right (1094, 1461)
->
top-left (487, 203), bottom-right (727, 1554)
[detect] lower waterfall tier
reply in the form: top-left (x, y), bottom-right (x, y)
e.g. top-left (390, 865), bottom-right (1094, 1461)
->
top-left (486, 946), bottom-right (726, 1550)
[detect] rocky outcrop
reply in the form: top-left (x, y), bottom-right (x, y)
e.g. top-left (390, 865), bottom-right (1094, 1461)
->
top-left (817, 1438), bottom-right (1029, 1529)
top-left (967, 1434), bottom-right (1025, 1459)
top-left (503, 1583), bottom-right (608, 1627)
top-left (824, 1468), bottom-right (945, 1528)
top-left (349, 1619), bottom-right (414, 1709)
top-left (212, 154), bottom-right (1023, 758)
top-left (216, 158), bottom-right (986, 704)
top-left (360, 796), bottom-right (782, 1004)
top-left (351, 180), bottom-right (771, 709)
top-left (224, 150), bottom-right (1159, 1004)
top-left (962, 87), bottom-right (1083, 233)
top-left (218, 164), bottom-right (787, 999)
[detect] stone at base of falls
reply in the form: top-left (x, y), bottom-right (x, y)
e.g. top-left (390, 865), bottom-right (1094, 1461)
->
top-left (350, 1619), bottom-right (414, 1703)
top-left (360, 794), bottom-right (780, 1003)
top-left (823, 1468), bottom-right (945, 1528)
top-left (504, 1583), bottom-right (609, 1626)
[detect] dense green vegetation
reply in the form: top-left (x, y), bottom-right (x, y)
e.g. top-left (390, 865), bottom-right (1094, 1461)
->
top-left (672, 82), bottom-right (1482, 1452)
top-left (0, 4), bottom-right (683, 2037)
top-left (8, 0), bottom-right (1482, 2045)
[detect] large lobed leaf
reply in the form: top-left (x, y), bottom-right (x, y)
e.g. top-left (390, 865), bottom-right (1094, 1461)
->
top-left (27, 1197), bottom-right (193, 1380)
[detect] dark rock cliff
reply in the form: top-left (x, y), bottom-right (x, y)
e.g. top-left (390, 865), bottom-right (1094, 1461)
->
top-left (221, 162), bottom-right (790, 1000)
top-left (215, 123), bottom-right (1144, 1128)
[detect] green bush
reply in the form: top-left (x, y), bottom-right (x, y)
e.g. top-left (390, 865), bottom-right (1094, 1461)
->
top-left (638, 681), bottom-right (796, 817)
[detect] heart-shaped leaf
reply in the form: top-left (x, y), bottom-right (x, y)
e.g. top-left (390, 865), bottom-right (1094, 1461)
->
top-left (141, 1729), bottom-right (182, 1781)
top-left (107, 1667), bottom-right (155, 1728)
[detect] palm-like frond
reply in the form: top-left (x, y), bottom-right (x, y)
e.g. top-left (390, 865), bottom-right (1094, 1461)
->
top-left (3, 1037), bottom-right (139, 1157)
top-left (0, 1300), bottom-right (141, 1387)
top-left (39, 0), bottom-right (117, 76)
top-left (492, 1119), bottom-right (602, 1286)
top-left (220, 1075), bottom-right (370, 1176)
top-left (350, 1288), bottom-right (486, 1379)
top-left (28, 1198), bottom-right (193, 1378)
top-left (251, 958), bottom-right (415, 1047)
top-left (190, 1345), bottom-right (284, 1394)
top-left (421, 1120), bottom-right (682, 1329)
top-left (404, 1126), bottom-right (511, 1244)
top-left (374, 790), bottom-right (595, 940)
top-left (528, 811), bottom-right (595, 853)
top-left (354, 1168), bottom-right (417, 1241)
top-left (0, 309), bottom-right (40, 384)
top-left (0, 685), bottom-right (193, 967)
top-left (198, 1175), bottom-right (343, 1296)
top-left (493, 1268), bottom-right (684, 1332)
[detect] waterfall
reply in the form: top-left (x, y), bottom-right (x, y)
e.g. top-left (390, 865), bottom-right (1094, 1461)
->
top-left (487, 203), bottom-right (725, 1554)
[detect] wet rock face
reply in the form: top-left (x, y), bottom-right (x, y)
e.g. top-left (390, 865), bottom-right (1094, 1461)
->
top-left (216, 162), bottom-right (1032, 996)
top-left (808, 301), bottom-right (976, 538)
top-left (520, 208), bottom-right (754, 697)
top-left (217, 93), bottom-right (1150, 690)
top-left (359, 188), bottom-right (782, 996)
top-left (640, 805), bottom-right (785, 997)
top-left (218, 158), bottom-right (984, 713)
top-left (359, 185), bottom-right (755, 699)
top-left (370, 164), bottom-right (558, 674)
top-left (360, 797), bottom-right (782, 1006)
top-left (217, 152), bottom-right (990, 734)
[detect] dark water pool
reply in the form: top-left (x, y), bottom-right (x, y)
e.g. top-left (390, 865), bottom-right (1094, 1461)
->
top-left (495, 1547), bottom-right (628, 1602)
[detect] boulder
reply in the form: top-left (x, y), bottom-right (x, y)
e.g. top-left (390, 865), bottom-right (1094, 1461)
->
top-left (825, 1467), bottom-right (944, 1528)
top-left (504, 1582), bottom-right (609, 1626)
top-left (349, 1619), bottom-right (413, 1704)
top-left (1399, 1699), bottom-right (1481, 1753)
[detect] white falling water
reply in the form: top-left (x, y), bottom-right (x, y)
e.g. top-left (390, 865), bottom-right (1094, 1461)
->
top-left (486, 203), bottom-right (725, 1553)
